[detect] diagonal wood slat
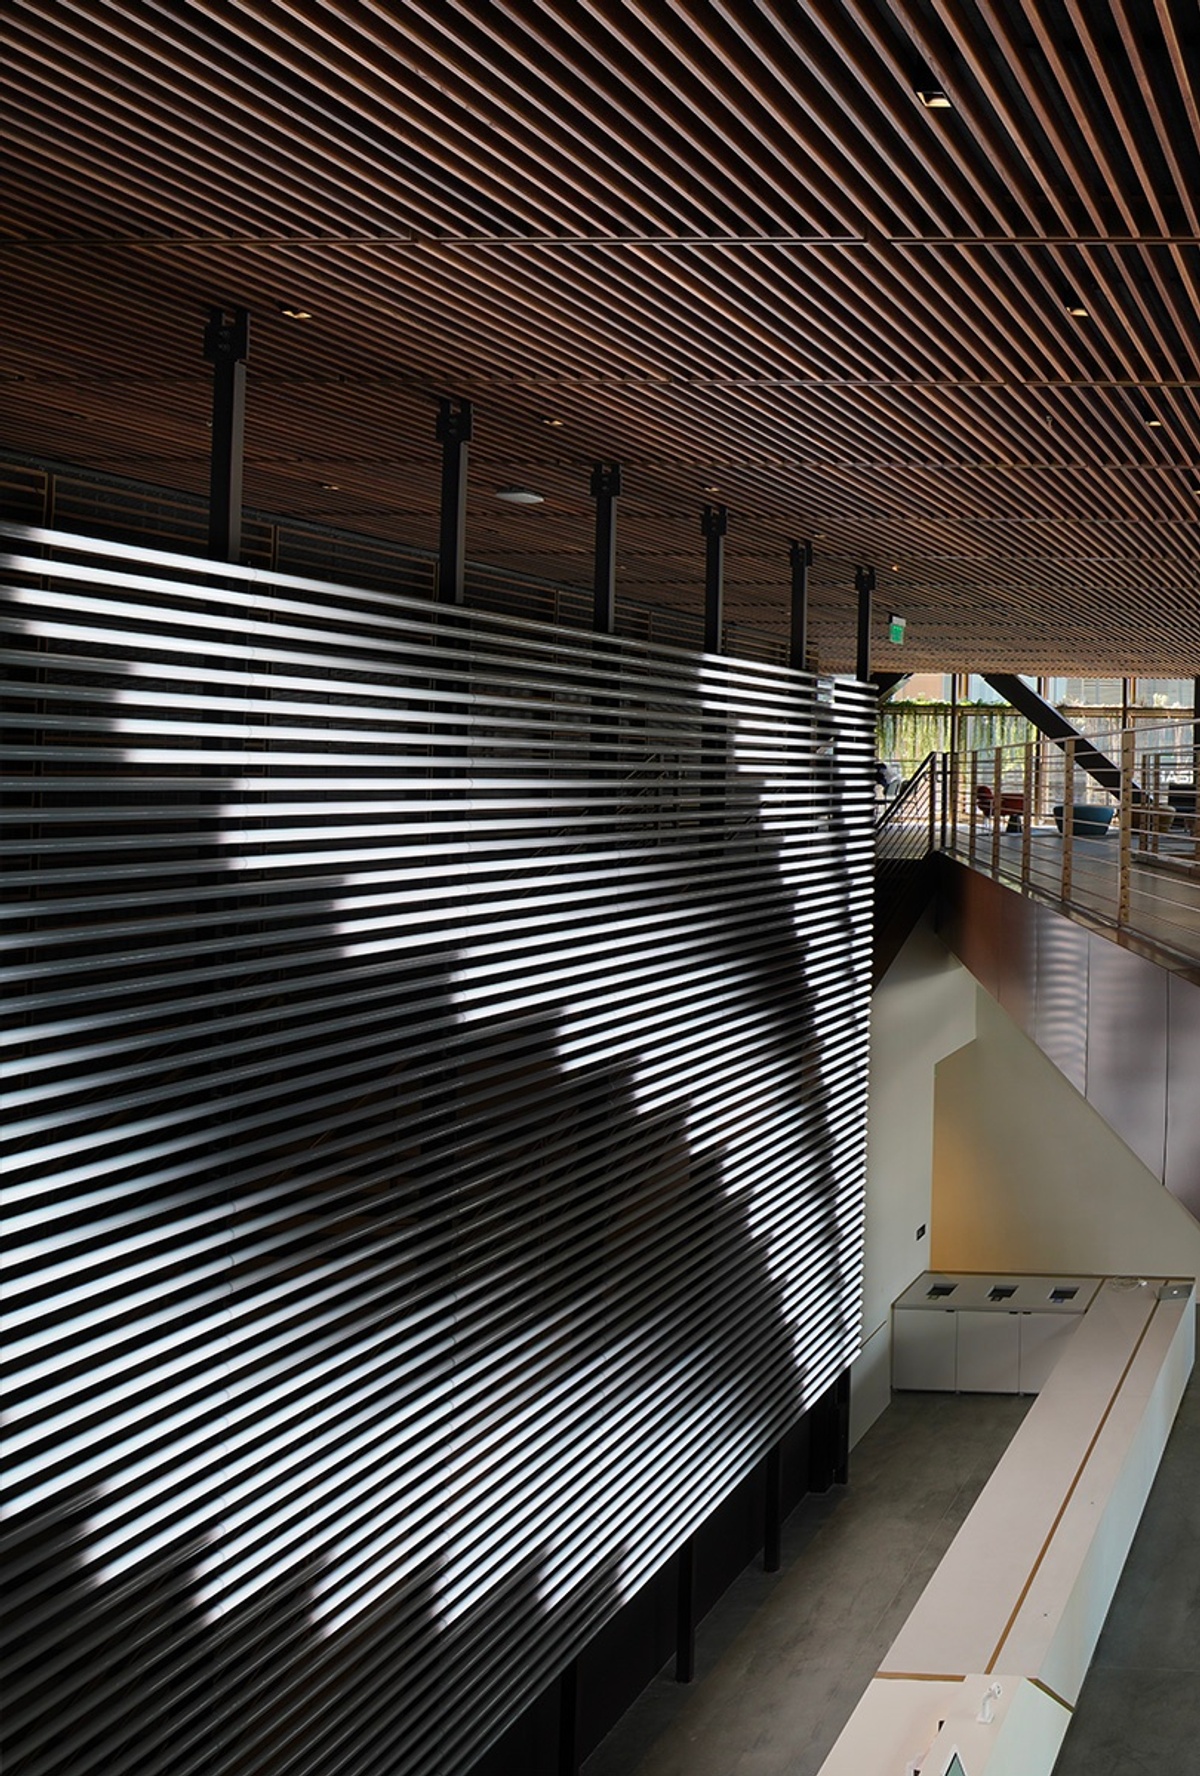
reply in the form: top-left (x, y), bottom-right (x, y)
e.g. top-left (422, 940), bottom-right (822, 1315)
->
top-left (5, 1), bottom-right (1200, 671)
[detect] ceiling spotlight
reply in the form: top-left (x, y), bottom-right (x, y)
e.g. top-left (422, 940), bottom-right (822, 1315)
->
top-left (1066, 302), bottom-right (1089, 317)
top-left (916, 88), bottom-right (953, 109)
top-left (1146, 416), bottom-right (1164, 428)
top-left (703, 483), bottom-right (721, 494)
top-left (278, 303), bottom-right (314, 319)
top-left (320, 481), bottom-right (341, 490)
top-left (541, 416), bottom-right (565, 427)
top-left (495, 486), bottom-right (545, 503)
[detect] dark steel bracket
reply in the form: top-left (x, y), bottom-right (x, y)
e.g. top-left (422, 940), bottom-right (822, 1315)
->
top-left (435, 397), bottom-right (473, 605)
top-left (702, 503), bottom-right (727, 654)
top-left (202, 306), bottom-right (249, 562)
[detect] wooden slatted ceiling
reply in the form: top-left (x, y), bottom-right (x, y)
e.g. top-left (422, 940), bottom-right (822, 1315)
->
top-left (7, 0), bottom-right (1200, 671)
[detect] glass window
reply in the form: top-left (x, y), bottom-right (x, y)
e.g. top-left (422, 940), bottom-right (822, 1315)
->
top-left (1132, 678), bottom-right (1191, 709)
top-left (1057, 677), bottom-right (1123, 707)
top-left (965, 675), bottom-right (1009, 704)
top-left (890, 672), bottom-right (953, 702)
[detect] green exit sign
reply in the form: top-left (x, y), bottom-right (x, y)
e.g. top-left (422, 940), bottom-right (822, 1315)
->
top-left (888, 613), bottom-right (907, 645)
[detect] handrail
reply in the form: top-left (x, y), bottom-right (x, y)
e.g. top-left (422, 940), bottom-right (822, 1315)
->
top-left (876, 750), bottom-right (938, 833)
top-left (873, 752), bottom-right (943, 982)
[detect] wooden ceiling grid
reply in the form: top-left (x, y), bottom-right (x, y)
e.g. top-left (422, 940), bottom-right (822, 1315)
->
top-left (8, 0), bottom-right (1200, 669)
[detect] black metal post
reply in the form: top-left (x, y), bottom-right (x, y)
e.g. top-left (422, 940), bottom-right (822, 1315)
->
top-left (590, 462), bottom-right (621, 634)
top-left (557, 1662), bottom-right (579, 1776)
top-left (202, 307), bottom-right (249, 562)
top-left (675, 1539), bottom-right (696, 1683)
top-left (764, 1442), bottom-right (783, 1573)
top-left (832, 1370), bottom-right (850, 1485)
top-left (1191, 678), bottom-right (1200, 838)
top-left (808, 1371), bottom-right (850, 1493)
top-left (855, 565), bottom-right (875, 683)
top-left (788, 538), bottom-right (812, 673)
top-left (435, 397), bottom-right (473, 605)
top-left (702, 503), bottom-right (727, 653)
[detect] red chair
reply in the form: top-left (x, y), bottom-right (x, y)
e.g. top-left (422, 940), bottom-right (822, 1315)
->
top-left (975, 786), bottom-right (1025, 830)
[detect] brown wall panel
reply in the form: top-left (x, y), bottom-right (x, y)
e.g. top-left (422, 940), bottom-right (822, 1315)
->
top-left (1084, 939), bottom-right (1169, 1180)
top-left (995, 880), bottom-right (1037, 1038)
top-left (1166, 975), bottom-right (1200, 1221)
top-left (937, 860), bottom-right (1001, 1000)
top-left (1033, 901), bottom-right (1090, 1097)
top-left (939, 860), bottom-right (1189, 1189)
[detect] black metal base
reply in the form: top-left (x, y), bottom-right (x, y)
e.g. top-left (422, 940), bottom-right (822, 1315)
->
top-left (468, 1375), bottom-right (851, 1776)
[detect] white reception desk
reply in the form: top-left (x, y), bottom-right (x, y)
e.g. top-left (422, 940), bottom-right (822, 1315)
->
top-left (820, 1275), bottom-right (1194, 1776)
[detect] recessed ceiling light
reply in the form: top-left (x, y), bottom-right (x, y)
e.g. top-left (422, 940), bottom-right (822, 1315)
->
top-left (495, 486), bottom-right (545, 503)
top-left (916, 88), bottom-right (952, 109)
top-left (1146, 417), bottom-right (1164, 428)
top-left (320, 481), bottom-right (341, 490)
top-left (1066, 302), bottom-right (1089, 317)
top-left (704, 483), bottom-right (721, 494)
top-left (541, 416), bottom-right (565, 427)
top-left (278, 303), bottom-right (314, 319)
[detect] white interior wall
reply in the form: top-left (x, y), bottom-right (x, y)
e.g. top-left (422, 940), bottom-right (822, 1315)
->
top-left (932, 984), bottom-right (1200, 1284)
top-left (851, 916), bottom-right (976, 1446)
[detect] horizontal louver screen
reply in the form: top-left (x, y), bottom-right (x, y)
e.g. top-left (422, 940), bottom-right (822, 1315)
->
top-left (2, 525), bottom-right (873, 1776)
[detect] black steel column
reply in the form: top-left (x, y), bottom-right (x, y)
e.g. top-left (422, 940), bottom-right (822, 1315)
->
top-left (675, 1539), bottom-right (696, 1683)
top-left (788, 539), bottom-right (812, 673)
top-left (702, 503), bottom-right (727, 653)
top-left (855, 565), bottom-right (875, 684)
top-left (763, 1441), bottom-right (783, 1573)
top-left (202, 306), bottom-right (249, 563)
top-left (808, 1371), bottom-right (850, 1493)
top-left (557, 1662), bottom-right (579, 1776)
top-left (590, 462), bottom-right (621, 634)
top-left (435, 396), bottom-right (473, 605)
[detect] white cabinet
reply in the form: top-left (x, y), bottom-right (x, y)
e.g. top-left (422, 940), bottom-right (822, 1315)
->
top-left (892, 1274), bottom-right (1098, 1394)
top-left (957, 1309), bottom-right (1021, 1392)
top-left (893, 1307), bottom-right (957, 1391)
top-left (1018, 1312), bottom-right (1081, 1394)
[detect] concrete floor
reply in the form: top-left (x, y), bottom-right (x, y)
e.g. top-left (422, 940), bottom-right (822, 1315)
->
top-left (1055, 1355), bottom-right (1200, 1774)
top-left (583, 1391), bottom-right (1031, 1776)
top-left (585, 1363), bottom-right (1200, 1776)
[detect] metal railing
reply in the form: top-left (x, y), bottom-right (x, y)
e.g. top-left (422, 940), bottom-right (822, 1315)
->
top-left (944, 721), bottom-right (1200, 968)
top-left (873, 754), bottom-right (943, 976)
top-left (877, 752), bottom-right (941, 870)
